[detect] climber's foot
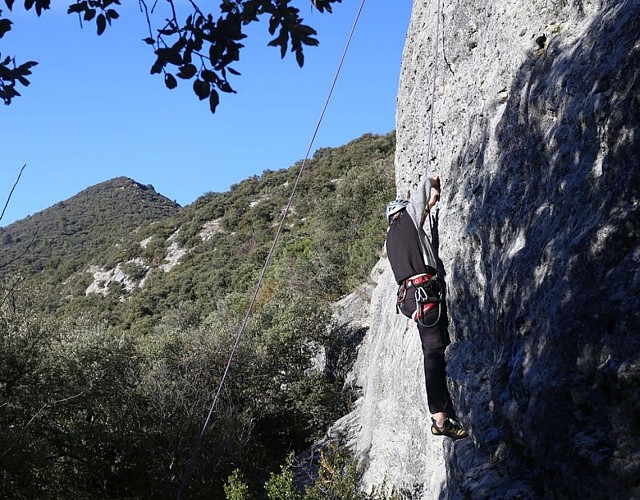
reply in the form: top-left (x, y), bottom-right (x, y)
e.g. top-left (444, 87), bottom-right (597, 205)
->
top-left (431, 418), bottom-right (468, 440)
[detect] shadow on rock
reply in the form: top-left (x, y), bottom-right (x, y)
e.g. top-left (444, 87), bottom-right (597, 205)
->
top-left (445, 2), bottom-right (640, 498)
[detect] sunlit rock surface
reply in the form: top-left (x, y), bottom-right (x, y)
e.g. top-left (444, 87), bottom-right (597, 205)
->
top-left (336, 1), bottom-right (640, 498)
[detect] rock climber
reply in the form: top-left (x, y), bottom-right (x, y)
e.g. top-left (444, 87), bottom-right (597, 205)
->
top-left (385, 175), bottom-right (468, 440)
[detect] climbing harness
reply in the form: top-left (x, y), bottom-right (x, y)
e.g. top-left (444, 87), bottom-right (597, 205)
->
top-left (396, 273), bottom-right (443, 328)
top-left (412, 275), bottom-right (443, 328)
top-left (176, 1), bottom-right (368, 498)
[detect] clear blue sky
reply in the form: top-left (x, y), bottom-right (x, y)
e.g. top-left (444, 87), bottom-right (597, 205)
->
top-left (0, 1), bottom-right (412, 227)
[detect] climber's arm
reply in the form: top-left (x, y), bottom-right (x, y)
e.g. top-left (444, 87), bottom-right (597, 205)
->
top-left (405, 175), bottom-right (440, 225)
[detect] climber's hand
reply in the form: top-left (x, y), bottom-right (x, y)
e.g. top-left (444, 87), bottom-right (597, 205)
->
top-left (428, 175), bottom-right (441, 210)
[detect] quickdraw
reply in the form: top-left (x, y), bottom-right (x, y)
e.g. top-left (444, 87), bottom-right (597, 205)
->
top-left (413, 281), bottom-right (442, 328)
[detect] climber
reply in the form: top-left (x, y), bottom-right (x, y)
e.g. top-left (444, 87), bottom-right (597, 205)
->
top-left (385, 175), bottom-right (468, 440)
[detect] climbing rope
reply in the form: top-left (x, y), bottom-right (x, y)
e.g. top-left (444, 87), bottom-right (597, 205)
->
top-left (421, 0), bottom-right (443, 176)
top-left (176, 1), bottom-right (367, 498)
top-left (415, 0), bottom-right (446, 319)
top-left (419, 0), bottom-right (444, 234)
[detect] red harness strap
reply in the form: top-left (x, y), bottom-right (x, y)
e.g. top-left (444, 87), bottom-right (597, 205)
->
top-left (405, 273), bottom-right (434, 288)
top-left (412, 302), bottom-right (438, 322)
top-left (405, 274), bottom-right (440, 324)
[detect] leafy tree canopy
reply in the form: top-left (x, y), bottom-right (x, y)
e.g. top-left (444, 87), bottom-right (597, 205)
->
top-left (0, 0), bottom-right (342, 111)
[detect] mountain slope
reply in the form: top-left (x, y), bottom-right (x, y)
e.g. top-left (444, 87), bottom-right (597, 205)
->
top-left (0, 176), bottom-right (180, 276)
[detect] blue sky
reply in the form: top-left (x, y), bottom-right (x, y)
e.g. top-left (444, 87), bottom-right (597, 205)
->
top-left (0, 1), bottom-right (412, 227)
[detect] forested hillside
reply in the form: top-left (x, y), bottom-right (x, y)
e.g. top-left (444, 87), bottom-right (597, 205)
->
top-left (0, 132), bottom-right (395, 498)
top-left (0, 177), bottom-right (181, 275)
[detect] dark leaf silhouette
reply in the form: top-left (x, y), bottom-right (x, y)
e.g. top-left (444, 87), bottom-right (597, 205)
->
top-left (0, 19), bottom-right (13, 39)
top-left (96, 13), bottom-right (106, 35)
top-left (164, 73), bottom-right (177, 90)
top-left (177, 63), bottom-right (197, 80)
top-left (209, 88), bottom-right (220, 113)
top-left (83, 9), bottom-right (96, 22)
top-left (193, 79), bottom-right (210, 100)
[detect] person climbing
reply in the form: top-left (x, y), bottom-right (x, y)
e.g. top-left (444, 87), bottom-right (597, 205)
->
top-left (385, 175), bottom-right (468, 440)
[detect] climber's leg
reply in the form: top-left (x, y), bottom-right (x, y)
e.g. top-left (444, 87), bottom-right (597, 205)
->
top-left (417, 309), bottom-right (455, 419)
top-left (422, 344), bottom-right (456, 419)
top-left (419, 316), bottom-right (468, 439)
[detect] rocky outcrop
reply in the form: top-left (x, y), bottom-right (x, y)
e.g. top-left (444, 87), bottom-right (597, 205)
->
top-left (339, 0), bottom-right (640, 498)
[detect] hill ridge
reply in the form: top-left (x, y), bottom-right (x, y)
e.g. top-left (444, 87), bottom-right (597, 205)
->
top-left (0, 175), bottom-right (181, 276)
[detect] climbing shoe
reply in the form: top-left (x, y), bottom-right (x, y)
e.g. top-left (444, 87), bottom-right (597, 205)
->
top-left (431, 418), bottom-right (468, 440)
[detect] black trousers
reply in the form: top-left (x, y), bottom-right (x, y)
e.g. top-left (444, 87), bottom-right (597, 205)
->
top-left (401, 284), bottom-right (456, 418)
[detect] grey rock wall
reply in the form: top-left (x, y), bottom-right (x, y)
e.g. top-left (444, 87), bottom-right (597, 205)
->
top-left (337, 0), bottom-right (640, 498)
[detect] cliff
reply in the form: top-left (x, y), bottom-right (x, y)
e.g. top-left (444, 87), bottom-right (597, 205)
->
top-left (335, 0), bottom-right (640, 498)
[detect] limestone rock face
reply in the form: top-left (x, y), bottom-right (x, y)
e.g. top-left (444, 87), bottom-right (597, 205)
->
top-left (340, 0), bottom-right (640, 497)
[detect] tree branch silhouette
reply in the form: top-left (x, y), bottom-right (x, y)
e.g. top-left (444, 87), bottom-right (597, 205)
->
top-left (0, 165), bottom-right (38, 273)
top-left (0, 164), bottom-right (25, 224)
top-left (0, 1), bottom-right (341, 111)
